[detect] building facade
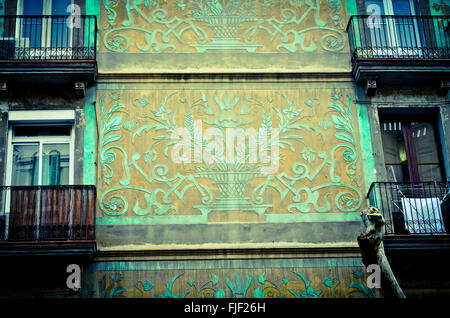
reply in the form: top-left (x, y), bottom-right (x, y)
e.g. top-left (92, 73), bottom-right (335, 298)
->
top-left (0, 0), bottom-right (449, 298)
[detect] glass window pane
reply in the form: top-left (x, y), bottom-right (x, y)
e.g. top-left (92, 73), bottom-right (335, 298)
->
top-left (381, 118), bottom-right (444, 182)
top-left (391, 1), bottom-right (423, 51)
top-left (51, 0), bottom-right (72, 48)
top-left (23, 0), bottom-right (44, 15)
top-left (411, 121), bottom-right (441, 164)
top-left (365, 0), bottom-right (386, 14)
top-left (52, 0), bottom-right (71, 15)
top-left (396, 17), bottom-right (418, 48)
top-left (11, 144), bottom-right (40, 186)
top-left (391, 0), bottom-right (412, 15)
top-left (13, 126), bottom-right (71, 137)
top-left (385, 164), bottom-right (409, 182)
top-left (51, 16), bottom-right (70, 48)
top-left (418, 164), bottom-right (443, 182)
top-left (366, 0), bottom-right (389, 50)
top-left (22, 16), bottom-right (43, 49)
top-left (22, 0), bottom-right (44, 48)
top-left (41, 144), bottom-right (70, 185)
top-left (381, 121), bottom-right (407, 164)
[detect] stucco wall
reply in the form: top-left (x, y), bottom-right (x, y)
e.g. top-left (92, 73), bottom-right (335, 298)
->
top-left (97, 0), bottom-right (351, 73)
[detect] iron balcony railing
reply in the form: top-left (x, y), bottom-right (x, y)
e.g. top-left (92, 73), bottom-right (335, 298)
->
top-left (367, 182), bottom-right (450, 235)
top-left (0, 185), bottom-right (96, 242)
top-left (0, 15), bottom-right (97, 60)
top-left (346, 15), bottom-right (450, 62)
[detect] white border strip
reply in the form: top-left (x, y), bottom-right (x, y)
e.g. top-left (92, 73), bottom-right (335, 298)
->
top-left (8, 110), bottom-right (75, 122)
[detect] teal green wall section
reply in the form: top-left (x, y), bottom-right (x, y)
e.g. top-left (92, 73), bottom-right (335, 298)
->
top-left (83, 0), bottom-right (99, 186)
top-left (429, 0), bottom-right (450, 16)
top-left (96, 212), bottom-right (362, 225)
top-left (429, 0), bottom-right (449, 47)
top-left (263, 213), bottom-right (361, 223)
top-left (93, 258), bottom-right (364, 271)
top-left (83, 86), bottom-right (97, 185)
top-left (357, 103), bottom-right (376, 193)
top-left (85, 0), bottom-right (100, 17)
top-left (85, 0), bottom-right (100, 49)
top-left (344, 0), bottom-right (358, 16)
top-left (97, 215), bottom-right (207, 225)
top-left (0, 2), bottom-right (5, 37)
top-left (344, 0), bottom-right (361, 56)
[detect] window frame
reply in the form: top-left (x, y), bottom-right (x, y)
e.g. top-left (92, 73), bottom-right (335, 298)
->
top-left (17, 0), bottom-right (74, 16)
top-left (15, 0), bottom-right (75, 52)
top-left (5, 110), bottom-right (75, 187)
top-left (367, 0), bottom-right (423, 54)
top-left (379, 113), bottom-right (446, 182)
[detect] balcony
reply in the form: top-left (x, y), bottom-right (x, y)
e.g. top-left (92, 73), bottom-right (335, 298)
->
top-left (367, 182), bottom-right (450, 249)
top-left (346, 15), bottom-right (450, 95)
top-left (0, 15), bottom-right (97, 92)
top-left (0, 185), bottom-right (96, 260)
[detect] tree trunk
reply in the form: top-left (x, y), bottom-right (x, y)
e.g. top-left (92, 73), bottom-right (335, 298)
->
top-left (358, 206), bottom-right (406, 298)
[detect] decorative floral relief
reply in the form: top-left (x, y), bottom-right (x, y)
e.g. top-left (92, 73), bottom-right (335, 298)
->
top-left (97, 89), bottom-right (363, 218)
top-left (97, 268), bottom-right (380, 298)
top-left (101, 0), bottom-right (347, 53)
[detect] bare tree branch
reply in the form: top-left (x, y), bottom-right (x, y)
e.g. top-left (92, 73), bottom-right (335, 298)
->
top-left (358, 206), bottom-right (406, 298)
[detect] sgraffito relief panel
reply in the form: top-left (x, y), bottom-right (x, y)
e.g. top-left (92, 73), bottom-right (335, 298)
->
top-left (91, 258), bottom-right (381, 298)
top-left (96, 86), bottom-right (365, 223)
top-left (101, 0), bottom-right (347, 54)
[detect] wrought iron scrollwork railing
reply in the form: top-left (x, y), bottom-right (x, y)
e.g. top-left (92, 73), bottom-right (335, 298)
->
top-left (0, 185), bottom-right (96, 242)
top-left (367, 182), bottom-right (450, 235)
top-left (0, 15), bottom-right (97, 60)
top-left (346, 15), bottom-right (450, 62)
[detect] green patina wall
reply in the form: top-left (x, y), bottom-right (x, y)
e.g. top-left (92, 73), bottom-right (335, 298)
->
top-left (344, 0), bottom-right (358, 16)
top-left (96, 0), bottom-right (352, 73)
top-left (82, 258), bottom-right (381, 298)
top-left (0, 1), bottom-right (5, 37)
top-left (83, 86), bottom-right (98, 185)
top-left (89, 0), bottom-right (380, 299)
top-left (431, 0), bottom-right (450, 178)
top-left (93, 1), bottom-right (369, 249)
top-left (357, 102), bottom-right (376, 195)
top-left (81, 0), bottom-right (100, 186)
top-left (429, 0), bottom-right (450, 48)
top-left (96, 84), bottom-right (366, 218)
top-left (86, 0), bottom-right (100, 16)
top-left (430, 0), bottom-right (450, 15)
top-left (101, 0), bottom-right (348, 54)
top-left (94, 80), bottom-right (368, 249)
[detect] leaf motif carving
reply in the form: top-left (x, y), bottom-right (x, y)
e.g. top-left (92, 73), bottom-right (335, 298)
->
top-left (102, 133), bottom-right (121, 147)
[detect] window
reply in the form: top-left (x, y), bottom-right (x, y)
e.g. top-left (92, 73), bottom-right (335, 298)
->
top-left (6, 111), bottom-right (75, 186)
top-left (380, 115), bottom-right (445, 182)
top-left (16, 0), bottom-right (73, 51)
top-left (365, 0), bottom-right (424, 56)
top-left (366, 0), bottom-right (421, 16)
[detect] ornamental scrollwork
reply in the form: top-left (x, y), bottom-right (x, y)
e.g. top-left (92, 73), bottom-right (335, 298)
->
top-left (98, 89), bottom-right (363, 217)
top-left (101, 0), bottom-right (347, 53)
